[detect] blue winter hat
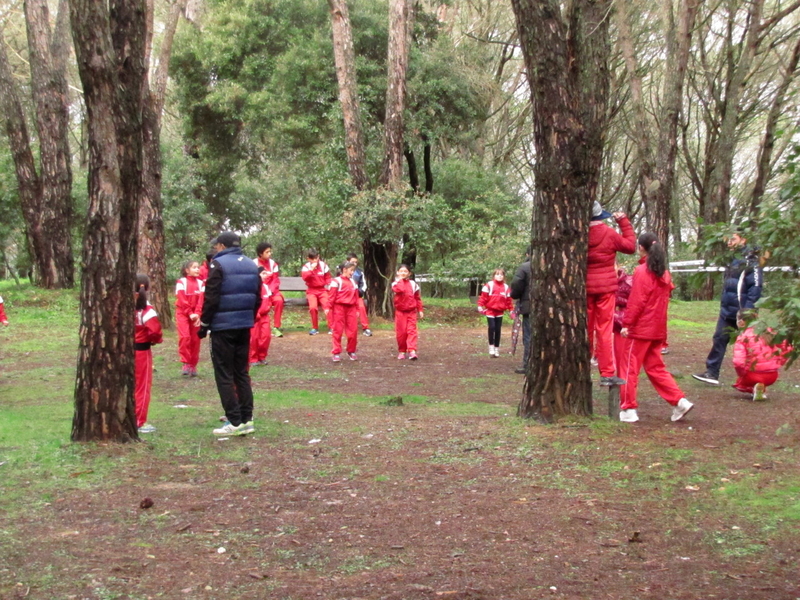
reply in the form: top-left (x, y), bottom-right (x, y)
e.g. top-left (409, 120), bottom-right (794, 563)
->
top-left (592, 201), bottom-right (612, 221)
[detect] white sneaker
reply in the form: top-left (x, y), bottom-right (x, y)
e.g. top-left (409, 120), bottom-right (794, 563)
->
top-left (138, 423), bottom-right (156, 433)
top-left (488, 345), bottom-right (496, 356)
top-left (671, 398), bottom-right (694, 422)
top-left (213, 422), bottom-right (244, 436)
top-left (753, 383), bottom-right (767, 402)
top-left (619, 409), bottom-right (639, 423)
top-left (493, 346), bottom-right (501, 357)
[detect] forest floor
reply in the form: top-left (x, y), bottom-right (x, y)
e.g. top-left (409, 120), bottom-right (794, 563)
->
top-left (1, 297), bottom-right (799, 599)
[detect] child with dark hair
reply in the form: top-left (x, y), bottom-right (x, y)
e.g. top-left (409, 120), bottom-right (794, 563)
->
top-left (255, 242), bottom-right (285, 337)
top-left (329, 261), bottom-right (361, 362)
top-left (732, 311), bottom-right (792, 401)
top-left (135, 274), bottom-right (163, 434)
top-left (478, 268), bottom-right (514, 357)
top-left (175, 260), bottom-right (204, 376)
top-left (392, 264), bottom-right (424, 360)
top-left (301, 248), bottom-right (331, 335)
top-left (0, 295), bottom-right (8, 325)
top-left (618, 233), bottom-right (693, 423)
top-left (346, 252), bottom-right (372, 336)
top-left (198, 251), bottom-right (214, 281)
top-left (249, 266), bottom-right (273, 366)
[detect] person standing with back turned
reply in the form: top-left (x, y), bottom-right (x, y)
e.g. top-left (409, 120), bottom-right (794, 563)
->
top-left (198, 232), bottom-right (261, 437)
top-left (509, 247), bottom-right (531, 374)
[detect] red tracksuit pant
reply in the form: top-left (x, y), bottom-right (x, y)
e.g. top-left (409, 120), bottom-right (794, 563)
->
top-left (395, 310), bottom-right (418, 353)
top-left (249, 315), bottom-right (272, 363)
top-left (272, 293), bottom-right (285, 329)
top-left (176, 313), bottom-right (201, 368)
top-left (619, 338), bottom-right (684, 410)
top-left (733, 367), bottom-right (778, 394)
top-left (331, 304), bottom-right (358, 354)
top-left (588, 292), bottom-right (616, 377)
top-left (135, 349), bottom-right (153, 427)
top-left (357, 298), bottom-right (370, 330)
top-left (307, 289), bottom-right (330, 329)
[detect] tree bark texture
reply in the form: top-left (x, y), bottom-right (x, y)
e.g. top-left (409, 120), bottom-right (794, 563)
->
top-left (379, 0), bottom-right (410, 188)
top-left (512, 0), bottom-right (610, 421)
top-left (749, 35), bottom-right (800, 218)
top-left (70, 0), bottom-right (147, 442)
top-left (138, 0), bottom-right (187, 329)
top-left (328, 0), bottom-right (369, 191)
top-left (615, 0), bottom-right (698, 250)
top-left (24, 0), bottom-right (76, 289)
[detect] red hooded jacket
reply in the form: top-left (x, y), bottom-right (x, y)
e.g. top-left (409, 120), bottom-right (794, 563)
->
top-left (586, 216), bottom-right (636, 295)
top-left (733, 328), bottom-right (792, 373)
top-left (622, 261), bottom-right (674, 342)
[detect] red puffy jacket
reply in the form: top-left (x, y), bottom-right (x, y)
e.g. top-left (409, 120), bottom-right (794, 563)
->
top-left (733, 328), bottom-right (792, 373)
top-left (586, 216), bottom-right (636, 295)
top-left (622, 262), bottom-right (674, 342)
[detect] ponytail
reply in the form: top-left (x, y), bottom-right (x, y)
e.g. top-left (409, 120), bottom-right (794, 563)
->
top-left (135, 274), bottom-right (150, 311)
top-left (637, 232), bottom-right (667, 278)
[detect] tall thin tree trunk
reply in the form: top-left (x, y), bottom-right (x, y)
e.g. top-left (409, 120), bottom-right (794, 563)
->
top-left (138, 0), bottom-right (187, 329)
top-left (512, 0), bottom-right (609, 421)
top-left (70, 0), bottom-right (147, 442)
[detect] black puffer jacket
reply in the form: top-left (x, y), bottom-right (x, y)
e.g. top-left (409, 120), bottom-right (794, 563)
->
top-left (509, 260), bottom-right (531, 316)
top-left (719, 247), bottom-right (763, 320)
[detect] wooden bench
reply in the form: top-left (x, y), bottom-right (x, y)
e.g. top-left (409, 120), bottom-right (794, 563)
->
top-left (279, 276), bottom-right (308, 306)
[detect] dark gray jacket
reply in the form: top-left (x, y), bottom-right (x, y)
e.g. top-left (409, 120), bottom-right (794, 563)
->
top-left (509, 260), bottom-right (531, 315)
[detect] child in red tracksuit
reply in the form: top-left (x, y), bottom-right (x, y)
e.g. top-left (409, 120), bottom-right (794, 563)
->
top-left (301, 248), bottom-right (331, 335)
top-left (175, 260), bottom-right (204, 376)
top-left (392, 264), bottom-right (424, 360)
top-left (255, 242), bottom-right (285, 336)
top-left (249, 267), bottom-right (273, 366)
top-left (732, 312), bottom-right (792, 402)
top-left (329, 261), bottom-right (360, 362)
top-left (0, 295), bottom-right (8, 325)
top-left (619, 233), bottom-right (693, 423)
top-left (478, 268), bottom-right (513, 357)
top-left (135, 274), bottom-right (163, 434)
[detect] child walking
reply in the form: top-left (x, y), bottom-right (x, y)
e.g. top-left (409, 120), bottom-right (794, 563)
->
top-left (329, 261), bottom-right (360, 362)
top-left (301, 249), bottom-right (331, 335)
top-left (347, 253), bottom-right (372, 336)
top-left (135, 274), bottom-right (163, 434)
top-left (249, 266), bottom-right (273, 366)
top-left (618, 233), bottom-right (693, 423)
top-left (732, 312), bottom-right (792, 401)
top-left (175, 260), bottom-right (205, 376)
top-left (392, 264), bottom-right (424, 360)
top-left (478, 268), bottom-right (513, 357)
top-left (0, 295), bottom-right (8, 325)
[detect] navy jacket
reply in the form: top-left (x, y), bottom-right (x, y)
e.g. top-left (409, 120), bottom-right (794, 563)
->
top-left (200, 247), bottom-right (261, 331)
top-left (352, 267), bottom-right (366, 298)
top-left (719, 247), bottom-right (763, 320)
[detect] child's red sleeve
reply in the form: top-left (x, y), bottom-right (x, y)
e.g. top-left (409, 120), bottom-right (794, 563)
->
top-left (415, 287), bottom-right (424, 313)
top-left (146, 316), bottom-right (163, 345)
top-left (0, 298), bottom-right (7, 324)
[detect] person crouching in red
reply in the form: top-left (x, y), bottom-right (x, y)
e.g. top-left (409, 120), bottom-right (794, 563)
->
top-left (249, 267), bottom-right (273, 366)
top-left (175, 260), bottom-right (204, 377)
top-left (618, 233), bottom-right (693, 423)
top-left (392, 264), bottom-right (424, 360)
top-left (329, 261), bottom-right (360, 362)
top-left (135, 274), bottom-right (163, 434)
top-left (732, 311), bottom-right (792, 401)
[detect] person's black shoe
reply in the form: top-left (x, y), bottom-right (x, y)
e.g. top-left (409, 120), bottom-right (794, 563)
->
top-left (514, 367), bottom-right (526, 374)
top-left (599, 376), bottom-right (626, 386)
top-left (692, 371), bottom-right (720, 385)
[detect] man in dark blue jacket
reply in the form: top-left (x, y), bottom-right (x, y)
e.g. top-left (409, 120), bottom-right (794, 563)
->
top-left (693, 232), bottom-right (763, 385)
top-left (198, 231), bottom-right (261, 435)
top-left (509, 246), bottom-right (532, 374)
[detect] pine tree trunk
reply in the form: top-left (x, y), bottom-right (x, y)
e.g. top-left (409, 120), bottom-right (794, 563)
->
top-left (25, 0), bottom-right (75, 289)
top-left (70, 0), bottom-right (147, 442)
top-left (512, 0), bottom-right (609, 421)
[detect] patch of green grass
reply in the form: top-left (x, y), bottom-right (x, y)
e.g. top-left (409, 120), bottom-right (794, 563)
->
top-left (714, 479), bottom-right (800, 524)
top-left (337, 554), bottom-right (394, 575)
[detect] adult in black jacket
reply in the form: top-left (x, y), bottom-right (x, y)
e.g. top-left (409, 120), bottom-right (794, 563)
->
top-left (198, 231), bottom-right (261, 435)
top-left (510, 247), bottom-right (532, 374)
top-left (693, 232), bottom-right (763, 385)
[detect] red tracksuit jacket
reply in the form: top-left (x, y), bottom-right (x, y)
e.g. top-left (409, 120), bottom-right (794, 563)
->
top-left (587, 216), bottom-right (636, 295)
top-left (478, 281), bottom-right (513, 317)
top-left (175, 276), bottom-right (205, 318)
top-left (136, 305), bottom-right (163, 346)
top-left (733, 328), bottom-right (792, 373)
top-left (622, 263), bottom-right (673, 342)
top-left (329, 275), bottom-right (360, 306)
top-left (301, 261), bottom-right (331, 291)
top-left (256, 257), bottom-right (282, 296)
top-left (392, 278), bottom-right (423, 312)
top-left (0, 295), bottom-right (7, 324)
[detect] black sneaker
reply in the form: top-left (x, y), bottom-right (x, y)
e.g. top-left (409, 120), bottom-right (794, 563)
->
top-left (514, 367), bottom-right (526, 374)
top-left (599, 376), bottom-right (626, 386)
top-left (692, 371), bottom-right (719, 385)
